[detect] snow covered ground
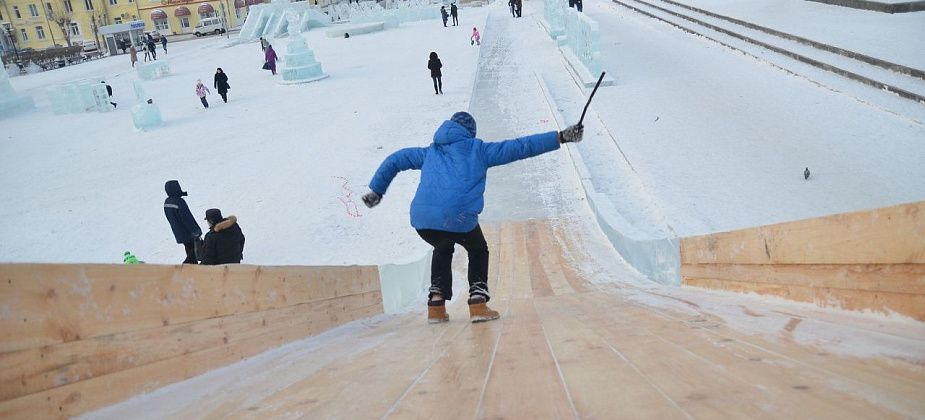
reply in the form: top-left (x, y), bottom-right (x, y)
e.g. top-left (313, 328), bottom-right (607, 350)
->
top-left (1, 0), bottom-right (923, 266)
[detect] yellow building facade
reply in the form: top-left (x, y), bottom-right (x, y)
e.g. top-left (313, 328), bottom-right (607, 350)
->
top-left (0, 0), bottom-right (251, 52)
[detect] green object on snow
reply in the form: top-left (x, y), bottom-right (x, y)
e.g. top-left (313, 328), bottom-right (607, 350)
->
top-left (123, 251), bottom-right (141, 264)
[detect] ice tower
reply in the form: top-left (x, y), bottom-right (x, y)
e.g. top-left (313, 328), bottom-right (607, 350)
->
top-left (280, 12), bottom-right (328, 84)
top-left (0, 69), bottom-right (35, 118)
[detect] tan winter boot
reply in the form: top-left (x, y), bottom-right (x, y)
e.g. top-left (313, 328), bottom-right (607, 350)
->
top-left (428, 301), bottom-right (449, 324)
top-left (468, 295), bottom-right (500, 323)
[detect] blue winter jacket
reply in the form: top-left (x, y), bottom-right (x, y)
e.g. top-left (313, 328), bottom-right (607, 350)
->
top-left (164, 180), bottom-right (203, 244)
top-left (369, 120), bottom-right (560, 232)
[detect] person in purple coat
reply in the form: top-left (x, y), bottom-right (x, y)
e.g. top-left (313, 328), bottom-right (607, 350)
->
top-left (265, 44), bottom-right (278, 75)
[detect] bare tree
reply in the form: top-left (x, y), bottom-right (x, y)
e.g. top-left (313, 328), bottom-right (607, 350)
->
top-left (46, 0), bottom-right (75, 47)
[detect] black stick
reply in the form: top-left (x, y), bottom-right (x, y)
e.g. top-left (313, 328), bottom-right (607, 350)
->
top-left (577, 72), bottom-right (606, 127)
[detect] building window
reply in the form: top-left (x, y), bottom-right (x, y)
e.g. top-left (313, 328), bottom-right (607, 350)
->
top-left (113, 16), bottom-right (122, 24)
top-left (36, 26), bottom-right (45, 39)
top-left (69, 22), bottom-right (79, 35)
top-left (84, 0), bottom-right (93, 10)
top-left (29, 4), bottom-right (39, 17)
top-left (20, 28), bottom-right (28, 41)
top-left (64, 0), bottom-right (73, 12)
top-left (109, 0), bottom-right (117, 5)
top-left (45, 2), bottom-right (53, 14)
top-left (153, 19), bottom-right (168, 30)
top-left (13, 6), bottom-right (21, 19)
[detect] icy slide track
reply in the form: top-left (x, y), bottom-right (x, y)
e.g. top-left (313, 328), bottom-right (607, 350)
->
top-left (2, 4), bottom-right (923, 420)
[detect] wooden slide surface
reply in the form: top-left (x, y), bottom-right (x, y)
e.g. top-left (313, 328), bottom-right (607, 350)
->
top-left (80, 220), bottom-right (925, 420)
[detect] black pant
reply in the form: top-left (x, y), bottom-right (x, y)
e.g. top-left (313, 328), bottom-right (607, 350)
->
top-left (219, 91), bottom-right (228, 102)
top-left (432, 76), bottom-right (442, 94)
top-left (182, 242), bottom-right (198, 264)
top-left (417, 225), bottom-right (490, 302)
top-left (452, 15), bottom-right (458, 25)
top-left (200, 97), bottom-right (209, 108)
top-left (510, 4), bottom-right (516, 16)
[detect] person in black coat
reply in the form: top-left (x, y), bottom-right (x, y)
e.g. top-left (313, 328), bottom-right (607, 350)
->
top-left (450, 3), bottom-right (458, 26)
top-left (163, 180), bottom-right (202, 264)
top-left (101, 81), bottom-right (116, 108)
top-left (428, 52), bottom-right (443, 95)
top-left (200, 208), bottom-right (245, 265)
top-left (214, 68), bottom-right (230, 103)
top-left (440, 6), bottom-right (449, 27)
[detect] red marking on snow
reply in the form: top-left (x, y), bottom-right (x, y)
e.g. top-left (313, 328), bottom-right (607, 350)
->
top-left (334, 176), bottom-right (363, 218)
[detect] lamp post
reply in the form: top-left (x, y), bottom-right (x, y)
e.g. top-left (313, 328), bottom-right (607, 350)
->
top-left (5, 26), bottom-right (20, 63)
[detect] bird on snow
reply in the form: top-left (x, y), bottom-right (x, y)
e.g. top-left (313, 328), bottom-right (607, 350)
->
top-left (804, 167), bottom-right (810, 180)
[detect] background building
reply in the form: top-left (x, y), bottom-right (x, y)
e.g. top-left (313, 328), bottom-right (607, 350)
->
top-left (0, 0), bottom-right (256, 54)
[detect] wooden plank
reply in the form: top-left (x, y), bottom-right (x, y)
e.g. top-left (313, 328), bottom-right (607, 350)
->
top-left (683, 277), bottom-right (925, 321)
top-left (681, 263), bottom-right (925, 294)
top-left (477, 299), bottom-right (574, 418)
top-left (0, 296), bottom-right (382, 419)
top-left (510, 223), bottom-right (534, 300)
top-left (681, 201), bottom-right (925, 265)
top-left (526, 221), bottom-right (556, 298)
top-left (535, 221), bottom-right (577, 296)
top-left (533, 295), bottom-right (689, 419)
top-left (240, 307), bottom-right (473, 418)
top-left (0, 291), bottom-right (381, 402)
top-left (0, 264), bottom-right (379, 353)
top-left (572, 292), bottom-right (908, 419)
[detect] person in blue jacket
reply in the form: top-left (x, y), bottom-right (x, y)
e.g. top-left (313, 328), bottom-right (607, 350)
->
top-left (164, 180), bottom-right (203, 264)
top-left (363, 112), bottom-right (584, 324)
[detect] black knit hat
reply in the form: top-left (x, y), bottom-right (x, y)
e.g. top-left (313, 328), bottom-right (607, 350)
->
top-left (450, 111), bottom-right (477, 137)
top-left (205, 208), bottom-right (223, 224)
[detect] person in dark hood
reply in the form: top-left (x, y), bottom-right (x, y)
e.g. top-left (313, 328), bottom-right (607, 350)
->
top-left (362, 112), bottom-right (584, 324)
top-left (450, 2), bottom-right (458, 26)
top-left (163, 180), bottom-right (202, 264)
top-left (428, 52), bottom-right (443, 95)
top-left (214, 68), bottom-right (230, 103)
top-left (440, 6), bottom-right (449, 27)
top-left (200, 208), bottom-right (245, 265)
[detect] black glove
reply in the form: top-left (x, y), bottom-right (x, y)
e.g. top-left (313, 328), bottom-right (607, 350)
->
top-left (362, 191), bottom-right (382, 208)
top-left (559, 124), bottom-right (584, 143)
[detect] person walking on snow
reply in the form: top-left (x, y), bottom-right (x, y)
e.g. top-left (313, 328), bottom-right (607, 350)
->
top-left (196, 79), bottom-right (211, 108)
top-left (450, 2), bottom-right (458, 26)
top-left (362, 112), bottom-right (584, 324)
top-left (200, 209), bottom-right (245, 265)
top-left (260, 37), bottom-right (268, 51)
top-left (161, 36), bottom-right (168, 53)
top-left (428, 52), bottom-right (443, 95)
top-left (265, 44), bottom-right (278, 75)
top-left (214, 68), bottom-right (230, 103)
top-left (440, 6), bottom-right (449, 27)
top-left (129, 45), bottom-right (137, 67)
top-left (147, 38), bottom-right (158, 60)
top-left (514, 0), bottom-right (522, 17)
top-left (142, 44), bottom-right (150, 62)
top-left (163, 180), bottom-right (203, 264)
top-left (471, 27), bottom-right (481, 46)
top-left (101, 81), bottom-right (116, 108)
top-left (509, 0), bottom-right (516, 17)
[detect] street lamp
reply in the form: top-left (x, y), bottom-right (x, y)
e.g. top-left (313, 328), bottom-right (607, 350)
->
top-left (4, 26), bottom-right (20, 63)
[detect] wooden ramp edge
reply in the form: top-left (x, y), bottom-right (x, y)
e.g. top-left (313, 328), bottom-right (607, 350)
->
top-left (0, 263), bottom-right (383, 419)
top-left (681, 201), bottom-right (925, 320)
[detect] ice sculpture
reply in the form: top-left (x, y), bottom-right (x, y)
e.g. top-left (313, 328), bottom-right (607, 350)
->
top-left (47, 79), bottom-right (113, 114)
top-left (344, 0), bottom-right (440, 28)
top-left (237, 0), bottom-right (329, 44)
top-left (131, 80), bottom-right (162, 130)
top-left (542, 0), bottom-right (566, 41)
top-left (0, 67), bottom-right (35, 118)
top-left (281, 12), bottom-right (329, 84)
top-left (137, 60), bottom-right (170, 81)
